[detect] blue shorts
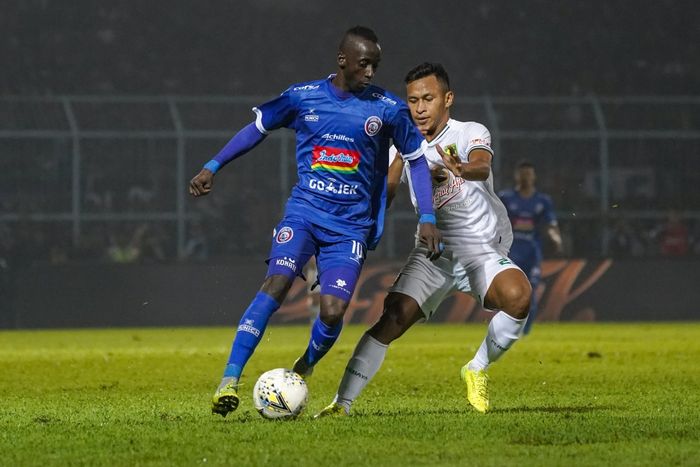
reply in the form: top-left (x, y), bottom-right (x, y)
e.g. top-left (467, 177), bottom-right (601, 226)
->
top-left (266, 216), bottom-right (366, 302)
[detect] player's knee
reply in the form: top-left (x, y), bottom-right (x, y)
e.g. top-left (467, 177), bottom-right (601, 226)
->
top-left (319, 298), bottom-right (348, 326)
top-left (501, 280), bottom-right (531, 320)
top-left (260, 275), bottom-right (294, 303)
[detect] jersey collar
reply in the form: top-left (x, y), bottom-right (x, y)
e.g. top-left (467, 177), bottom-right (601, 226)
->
top-left (425, 119), bottom-right (454, 147)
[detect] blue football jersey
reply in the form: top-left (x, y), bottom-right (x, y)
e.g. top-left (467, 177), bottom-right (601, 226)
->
top-left (498, 189), bottom-right (557, 250)
top-left (253, 75), bottom-right (425, 246)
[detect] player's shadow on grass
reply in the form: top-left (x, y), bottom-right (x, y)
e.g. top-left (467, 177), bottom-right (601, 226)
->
top-left (353, 405), bottom-right (614, 418)
top-left (493, 405), bottom-right (615, 414)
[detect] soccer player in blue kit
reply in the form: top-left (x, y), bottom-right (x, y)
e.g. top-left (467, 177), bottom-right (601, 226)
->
top-left (188, 26), bottom-right (442, 417)
top-left (499, 161), bottom-right (562, 334)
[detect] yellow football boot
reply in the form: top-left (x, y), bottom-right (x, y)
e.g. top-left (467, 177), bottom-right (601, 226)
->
top-left (314, 401), bottom-right (349, 418)
top-left (461, 364), bottom-right (491, 413)
top-left (211, 378), bottom-right (240, 417)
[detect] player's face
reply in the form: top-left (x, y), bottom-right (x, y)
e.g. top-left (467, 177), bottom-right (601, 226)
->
top-left (406, 75), bottom-right (453, 141)
top-left (515, 167), bottom-right (536, 188)
top-left (338, 38), bottom-right (381, 92)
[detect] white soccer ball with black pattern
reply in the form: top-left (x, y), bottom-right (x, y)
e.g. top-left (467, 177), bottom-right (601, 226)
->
top-left (253, 368), bottom-right (308, 419)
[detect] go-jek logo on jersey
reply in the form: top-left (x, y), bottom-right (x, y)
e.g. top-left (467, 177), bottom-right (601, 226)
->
top-left (311, 146), bottom-right (360, 173)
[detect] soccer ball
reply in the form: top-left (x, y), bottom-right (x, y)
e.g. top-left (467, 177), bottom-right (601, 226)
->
top-left (253, 368), bottom-right (308, 419)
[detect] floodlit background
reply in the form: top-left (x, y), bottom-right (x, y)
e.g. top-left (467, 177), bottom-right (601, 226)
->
top-left (1, 0), bottom-right (698, 327)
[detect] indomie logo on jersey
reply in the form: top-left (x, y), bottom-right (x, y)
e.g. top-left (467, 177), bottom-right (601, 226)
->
top-left (311, 146), bottom-right (360, 173)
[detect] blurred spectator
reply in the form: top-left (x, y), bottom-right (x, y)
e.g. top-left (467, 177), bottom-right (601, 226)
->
top-left (650, 210), bottom-right (689, 257)
top-left (183, 221), bottom-right (209, 261)
top-left (106, 224), bottom-right (144, 263)
top-left (607, 217), bottom-right (645, 258)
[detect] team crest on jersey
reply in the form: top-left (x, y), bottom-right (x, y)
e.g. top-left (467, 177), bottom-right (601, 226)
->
top-left (443, 143), bottom-right (458, 157)
top-left (311, 146), bottom-right (360, 173)
top-left (364, 116), bottom-right (382, 136)
top-left (275, 226), bottom-right (294, 243)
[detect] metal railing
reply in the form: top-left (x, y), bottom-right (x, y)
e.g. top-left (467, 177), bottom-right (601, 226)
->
top-left (1, 95), bottom-right (699, 258)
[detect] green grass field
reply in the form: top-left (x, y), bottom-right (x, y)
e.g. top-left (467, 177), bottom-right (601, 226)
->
top-left (1, 323), bottom-right (699, 466)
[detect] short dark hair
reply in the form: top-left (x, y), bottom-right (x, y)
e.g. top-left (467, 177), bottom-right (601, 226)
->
top-left (516, 160), bottom-right (535, 170)
top-left (339, 26), bottom-right (379, 49)
top-left (404, 62), bottom-right (451, 90)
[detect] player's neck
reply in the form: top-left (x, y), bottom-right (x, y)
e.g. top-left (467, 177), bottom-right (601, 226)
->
top-left (517, 185), bottom-right (536, 198)
top-left (425, 118), bottom-right (450, 143)
top-left (330, 75), bottom-right (355, 99)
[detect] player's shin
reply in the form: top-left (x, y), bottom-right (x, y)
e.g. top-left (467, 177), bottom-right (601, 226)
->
top-left (470, 311), bottom-right (526, 370)
top-left (297, 317), bottom-right (343, 374)
top-left (223, 291), bottom-right (280, 380)
top-left (335, 332), bottom-right (388, 412)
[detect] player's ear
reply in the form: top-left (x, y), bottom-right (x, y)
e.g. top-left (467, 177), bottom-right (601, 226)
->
top-left (337, 52), bottom-right (346, 68)
top-left (444, 90), bottom-right (454, 109)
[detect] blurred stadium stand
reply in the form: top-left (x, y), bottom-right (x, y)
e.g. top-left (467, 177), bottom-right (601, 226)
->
top-left (1, 1), bottom-right (698, 326)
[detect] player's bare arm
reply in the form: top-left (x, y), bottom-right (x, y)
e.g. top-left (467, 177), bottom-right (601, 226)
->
top-left (188, 168), bottom-right (214, 197)
top-left (386, 152), bottom-right (405, 208)
top-left (547, 223), bottom-right (564, 254)
top-left (437, 145), bottom-right (491, 181)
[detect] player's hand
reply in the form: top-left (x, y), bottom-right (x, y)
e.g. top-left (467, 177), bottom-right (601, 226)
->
top-left (436, 144), bottom-right (462, 177)
top-left (189, 169), bottom-right (214, 197)
top-left (419, 222), bottom-right (443, 260)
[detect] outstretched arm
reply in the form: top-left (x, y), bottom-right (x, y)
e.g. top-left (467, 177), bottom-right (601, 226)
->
top-left (437, 146), bottom-right (492, 181)
top-left (189, 122), bottom-right (267, 197)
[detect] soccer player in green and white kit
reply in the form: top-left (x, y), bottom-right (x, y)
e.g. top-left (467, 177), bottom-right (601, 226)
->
top-left (317, 63), bottom-right (531, 416)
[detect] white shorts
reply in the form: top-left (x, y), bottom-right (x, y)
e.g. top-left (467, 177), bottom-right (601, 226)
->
top-left (388, 245), bottom-right (522, 319)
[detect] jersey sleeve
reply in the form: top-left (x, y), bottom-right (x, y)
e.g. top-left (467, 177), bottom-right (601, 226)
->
top-left (541, 194), bottom-right (558, 225)
top-left (388, 145), bottom-right (408, 184)
top-left (252, 87), bottom-right (297, 134)
top-left (389, 104), bottom-right (426, 162)
top-left (458, 122), bottom-right (494, 162)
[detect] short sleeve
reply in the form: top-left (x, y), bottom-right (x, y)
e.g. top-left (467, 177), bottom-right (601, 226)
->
top-left (458, 122), bottom-right (493, 161)
top-left (252, 88), bottom-right (297, 134)
top-left (389, 105), bottom-right (425, 161)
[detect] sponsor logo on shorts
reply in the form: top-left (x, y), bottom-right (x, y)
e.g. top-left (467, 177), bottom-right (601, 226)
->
top-left (276, 226), bottom-right (294, 243)
top-left (311, 146), bottom-right (361, 173)
top-left (238, 319), bottom-right (261, 337)
top-left (275, 256), bottom-right (297, 272)
top-left (498, 258), bottom-right (512, 265)
top-left (364, 116), bottom-right (382, 136)
top-left (329, 277), bottom-right (351, 296)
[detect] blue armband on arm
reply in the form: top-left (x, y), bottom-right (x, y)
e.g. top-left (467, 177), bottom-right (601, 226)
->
top-left (203, 122), bottom-right (266, 174)
top-left (408, 155), bottom-right (435, 221)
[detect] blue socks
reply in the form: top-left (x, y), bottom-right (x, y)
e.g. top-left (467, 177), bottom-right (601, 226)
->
top-left (224, 291), bottom-right (280, 378)
top-left (303, 317), bottom-right (343, 367)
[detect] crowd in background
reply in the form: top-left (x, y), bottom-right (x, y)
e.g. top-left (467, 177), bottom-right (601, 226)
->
top-left (1, 0), bottom-right (699, 271)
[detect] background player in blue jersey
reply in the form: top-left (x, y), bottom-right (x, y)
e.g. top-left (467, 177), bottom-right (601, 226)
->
top-left (188, 26), bottom-right (442, 417)
top-left (499, 161), bottom-right (562, 335)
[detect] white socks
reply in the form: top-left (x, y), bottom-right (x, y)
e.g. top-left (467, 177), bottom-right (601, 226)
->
top-left (335, 333), bottom-right (388, 411)
top-left (469, 311), bottom-right (526, 371)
